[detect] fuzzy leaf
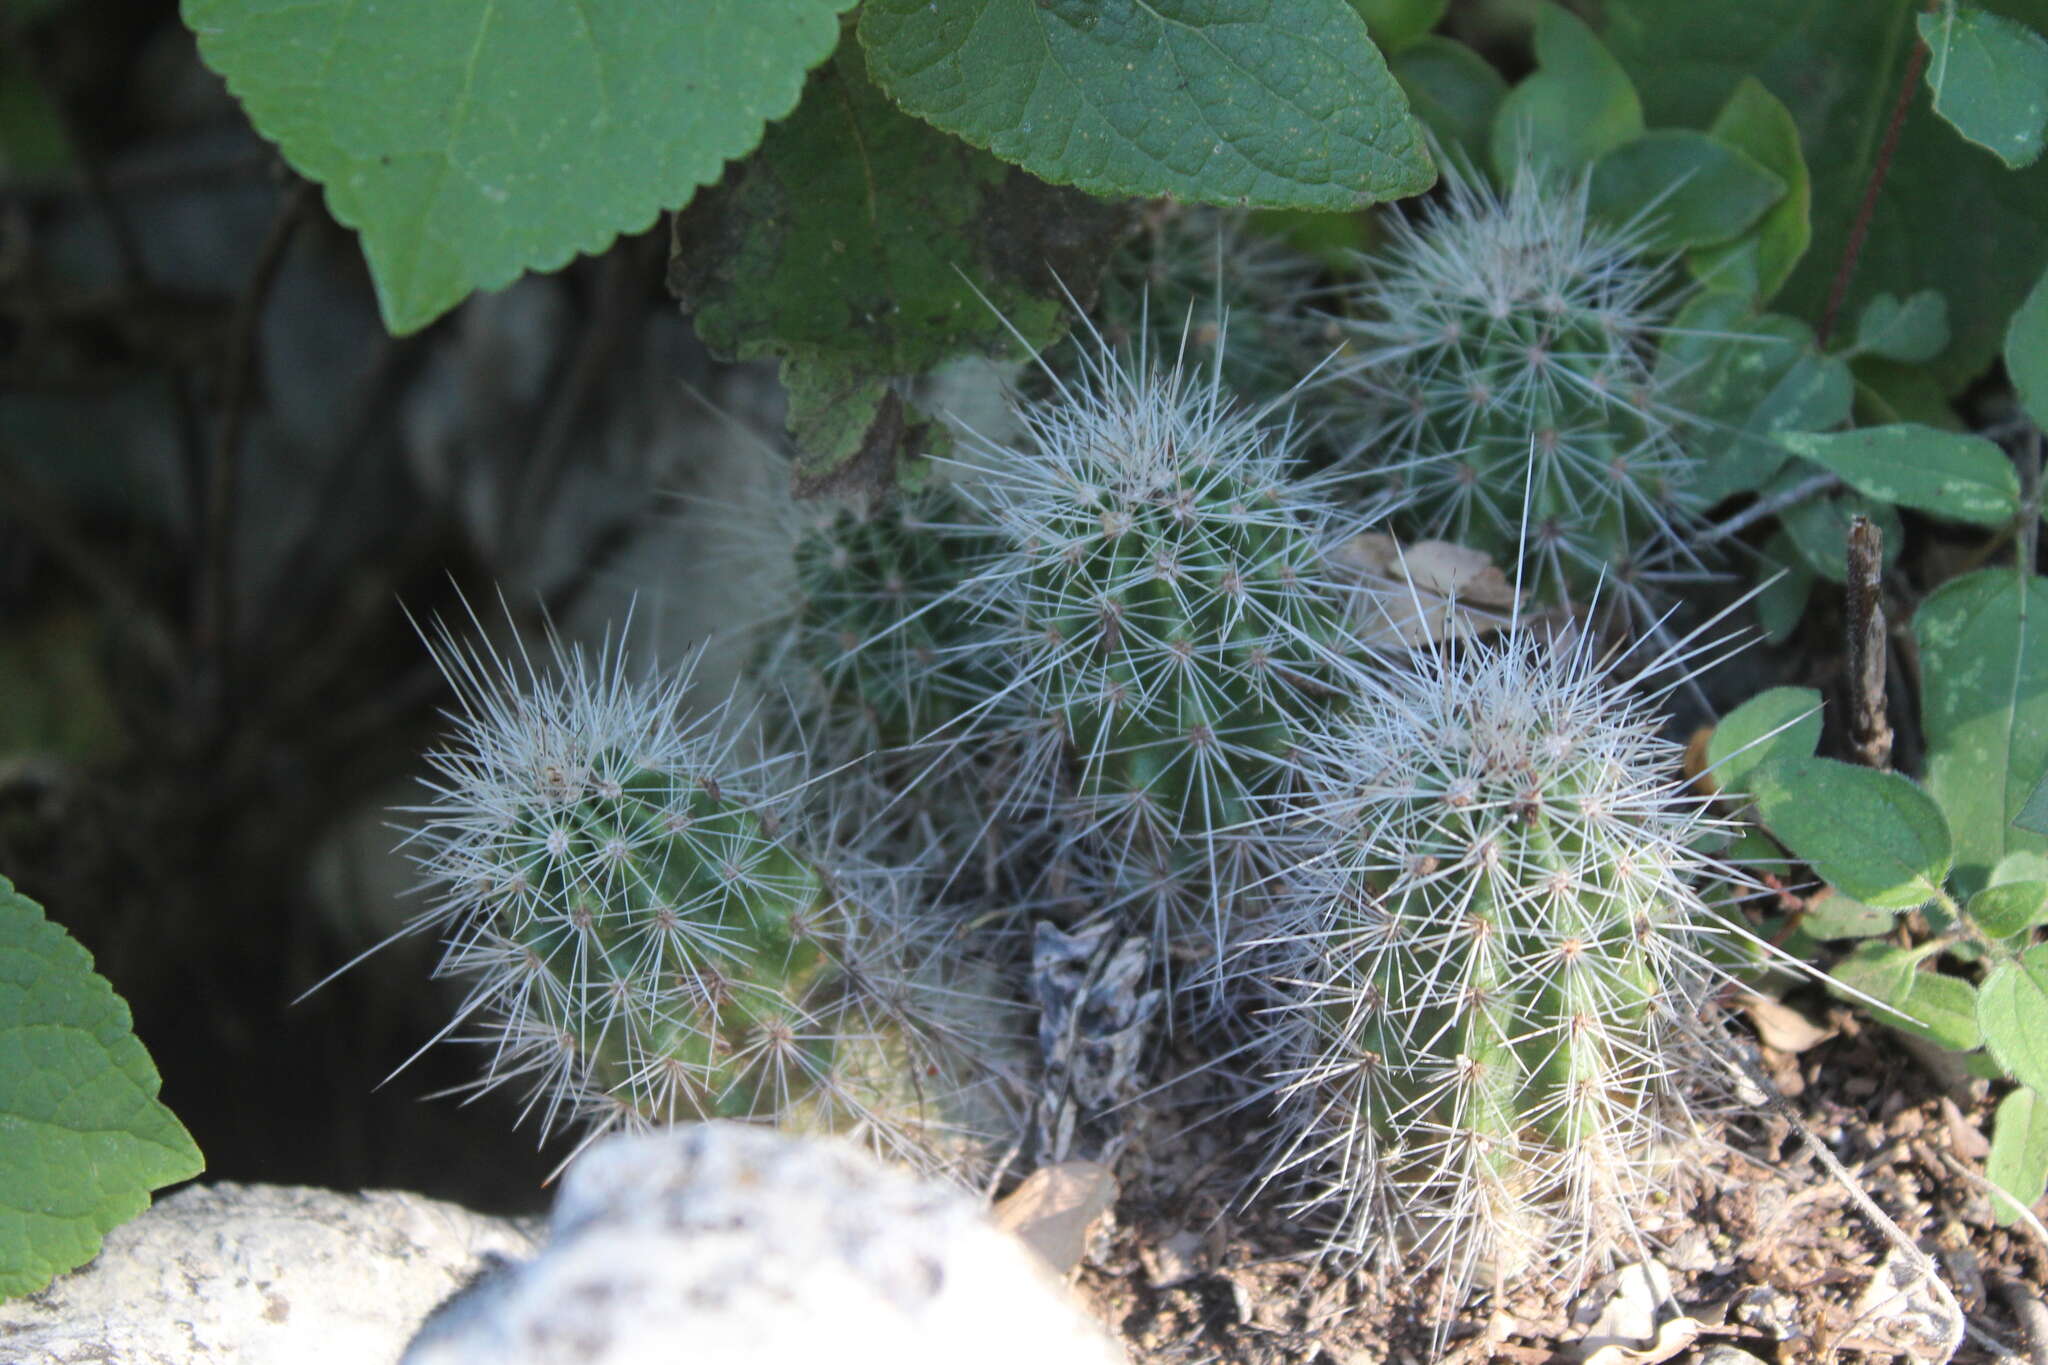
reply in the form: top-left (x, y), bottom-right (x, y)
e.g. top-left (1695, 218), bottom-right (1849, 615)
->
top-left (1981, 945), bottom-right (2048, 1092)
top-left (1967, 880), bottom-right (2048, 937)
top-left (856, 0), bottom-right (1436, 211)
top-left (2023, 767), bottom-right (2048, 837)
top-left (0, 876), bottom-right (203, 1297)
top-left (1390, 36), bottom-right (1505, 171)
top-left (1754, 546), bottom-right (1815, 644)
top-left (1915, 571), bottom-right (2048, 885)
top-left (1490, 3), bottom-right (1643, 178)
top-left (1899, 970), bottom-right (1984, 1051)
top-left (1604, 0), bottom-right (2048, 392)
top-left (1586, 129), bottom-right (1786, 253)
top-left (1987, 1086), bottom-right (2048, 1224)
top-left (1802, 891), bottom-right (1897, 941)
top-left (1706, 685), bottom-right (1822, 797)
top-left (183, 0), bottom-right (855, 334)
top-left (1689, 78), bottom-right (1811, 305)
top-left (670, 49), bottom-right (1113, 485)
top-left (1854, 290), bottom-right (1953, 363)
top-left (1752, 756), bottom-right (1953, 910)
top-left (1346, 0), bottom-right (1446, 53)
top-left (1777, 425), bottom-right (2021, 526)
top-left (2008, 261), bottom-right (2048, 426)
top-left (1919, 3), bottom-right (2048, 169)
top-left (1829, 941), bottom-right (1922, 1021)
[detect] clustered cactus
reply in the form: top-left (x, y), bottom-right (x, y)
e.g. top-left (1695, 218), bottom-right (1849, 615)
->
top-left (402, 615), bottom-right (1018, 1177)
top-left (1247, 619), bottom-right (1744, 1294)
top-left (381, 166), bottom-right (1765, 1318)
top-left (1310, 167), bottom-right (1705, 617)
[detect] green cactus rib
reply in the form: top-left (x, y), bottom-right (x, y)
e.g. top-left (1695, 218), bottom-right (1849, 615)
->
top-left (1257, 623), bottom-right (1739, 1285)
top-left (1318, 167), bottom-right (1702, 612)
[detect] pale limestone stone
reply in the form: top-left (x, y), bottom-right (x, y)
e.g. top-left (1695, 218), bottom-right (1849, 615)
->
top-left (0, 1183), bottom-right (536, 1365)
top-left (402, 1124), bottom-right (1124, 1365)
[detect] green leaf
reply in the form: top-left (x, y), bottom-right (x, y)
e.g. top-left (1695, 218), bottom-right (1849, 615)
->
top-left (1772, 473), bottom-right (1903, 584)
top-left (1604, 0), bottom-right (2048, 392)
top-left (1920, 3), bottom-right (2048, 169)
top-left (857, 0), bottom-right (1435, 211)
top-left (1659, 293), bottom-right (1852, 506)
top-left (1706, 685), bottom-right (1822, 797)
top-left (1967, 880), bottom-right (2048, 937)
top-left (2021, 766), bottom-right (2048, 837)
top-left (1777, 425), bottom-right (2021, 526)
top-left (1900, 970), bottom-right (1984, 1051)
top-left (1490, 3), bottom-right (1643, 178)
top-left (183, 0), bottom-right (855, 335)
top-left (1754, 546), bottom-right (1815, 644)
top-left (1751, 756), bottom-right (1953, 910)
top-left (1586, 129), bottom-right (1787, 253)
top-left (669, 48), bottom-right (1113, 486)
top-left (0, 876), bottom-right (203, 1298)
top-left (1981, 944), bottom-right (2048, 1092)
top-left (1996, 851), bottom-right (2048, 884)
top-left (1829, 940), bottom-right (1922, 1019)
top-left (2007, 261), bottom-right (2048, 426)
top-left (1987, 1086), bottom-right (2048, 1225)
top-left (1689, 78), bottom-right (1812, 306)
top-left (1853, 290), bottom-right (1952, 363)
top-left (1346, 0), bottom-right (1446, 53)
top-left (1915, 570), bottom-right (2048, 884)
top-left (1802, 891), bottom-right (1897, 940)
top-left (1390, 36), bottom-right (1506, 172)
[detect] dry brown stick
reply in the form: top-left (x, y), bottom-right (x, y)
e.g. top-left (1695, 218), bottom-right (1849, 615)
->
top-left (1846, 516), bottom-right (1894, 770)
top-left (1994, 1274), bottom-right (2048, 1365)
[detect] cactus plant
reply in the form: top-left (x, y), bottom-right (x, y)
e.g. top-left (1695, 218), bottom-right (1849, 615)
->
top-left (951, 334), bottom-right (1370, 960)
top-left (398, 610), bottom-right (1020, 1178)
top-left (1250, 614), bottom-right (1748, 1295)
top-left (1313, 166), bottom-right (1705, 616)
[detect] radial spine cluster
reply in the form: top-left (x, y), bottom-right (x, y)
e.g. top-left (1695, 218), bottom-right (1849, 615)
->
top-left (1252, 620), bottom-right (1738, 1291)
top-left (1317, 167), bottom-right (1701, 612)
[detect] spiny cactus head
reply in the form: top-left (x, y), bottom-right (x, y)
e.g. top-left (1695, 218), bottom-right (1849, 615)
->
top-left (1319, 165), bottom-right (1703, 615)
top-left (402, 609), bottom-right (1021, 1180)
top-left (955, 337), bottom-right (1370, 954)
top-left (1252, 617), bottom-right (1742, 1297)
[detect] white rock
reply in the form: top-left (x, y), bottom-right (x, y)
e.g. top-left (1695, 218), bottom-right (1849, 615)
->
top-left (401, 1123), bottom-right (1126, 1365)
top-left (0, 1183), bottom-right (537, 1365)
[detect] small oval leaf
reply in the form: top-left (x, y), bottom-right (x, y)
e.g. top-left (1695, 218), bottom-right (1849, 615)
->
top-left (1987, 1086), bottom-right (2048, 1226)
top-left (1967, 881), bottom-right (2048, 939)
top-left (1752, 756), bottom-right (1953, 911)
top-left (1980, 945), bottom-right (2048, 1094)
top-left (1705, 686), bottom-right (1821, 797)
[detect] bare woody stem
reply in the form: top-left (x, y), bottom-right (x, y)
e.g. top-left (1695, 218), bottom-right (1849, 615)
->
top-left (1816, 3), bottom-right (1938, 349)
top-left (1845, 515), bottom-right (1894, 770)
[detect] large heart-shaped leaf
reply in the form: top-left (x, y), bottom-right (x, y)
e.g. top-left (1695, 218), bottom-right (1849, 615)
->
top-left (185, 0), bottom-right (857, 333)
